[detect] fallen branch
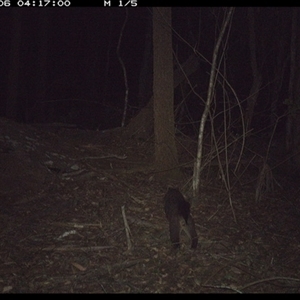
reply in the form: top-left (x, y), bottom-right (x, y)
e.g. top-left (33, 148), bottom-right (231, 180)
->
top-left (32, 245), bottom-right (114, 251)
top-left (52, 222), bottom-right (103, 228)
top-left (75, 154), bottom-right (127, 160)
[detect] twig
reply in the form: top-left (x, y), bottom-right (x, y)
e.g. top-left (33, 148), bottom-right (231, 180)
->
top-left (202, 284), bottom-right (242, 294)
top-left (122, 205), bottom-right (133, 252)
top-left (240, 276), bottom-right (300, 291)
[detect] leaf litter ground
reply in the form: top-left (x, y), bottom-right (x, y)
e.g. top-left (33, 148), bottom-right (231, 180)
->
top-left (1, 117), bottom-right (300, 293)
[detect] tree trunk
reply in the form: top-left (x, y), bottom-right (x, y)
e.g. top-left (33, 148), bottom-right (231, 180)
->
top-left (286, 8), bottom-right (300, 168)
top-left (245, 7), bottom-right (262, 131)
top-left (192, 7), bottom-right (234, 197)
top-left (138, 10), bottom-right (153, 110)
top-left (153, 7), bottom-right (178, 176)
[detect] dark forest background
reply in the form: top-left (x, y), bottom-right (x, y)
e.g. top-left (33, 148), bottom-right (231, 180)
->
top-left (1, 7), bottom-right (299, 169)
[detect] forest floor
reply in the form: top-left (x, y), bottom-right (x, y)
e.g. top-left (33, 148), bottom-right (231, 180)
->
top-left (1, 117), bottom-right (300, 293)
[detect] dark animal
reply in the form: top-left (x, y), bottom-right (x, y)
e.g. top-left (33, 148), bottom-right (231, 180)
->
top-left (164, 188), bottom-right (198, 249)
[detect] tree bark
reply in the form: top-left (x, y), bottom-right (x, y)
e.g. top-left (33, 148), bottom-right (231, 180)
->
top-left (153, 7), bottom-right (178, 174)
